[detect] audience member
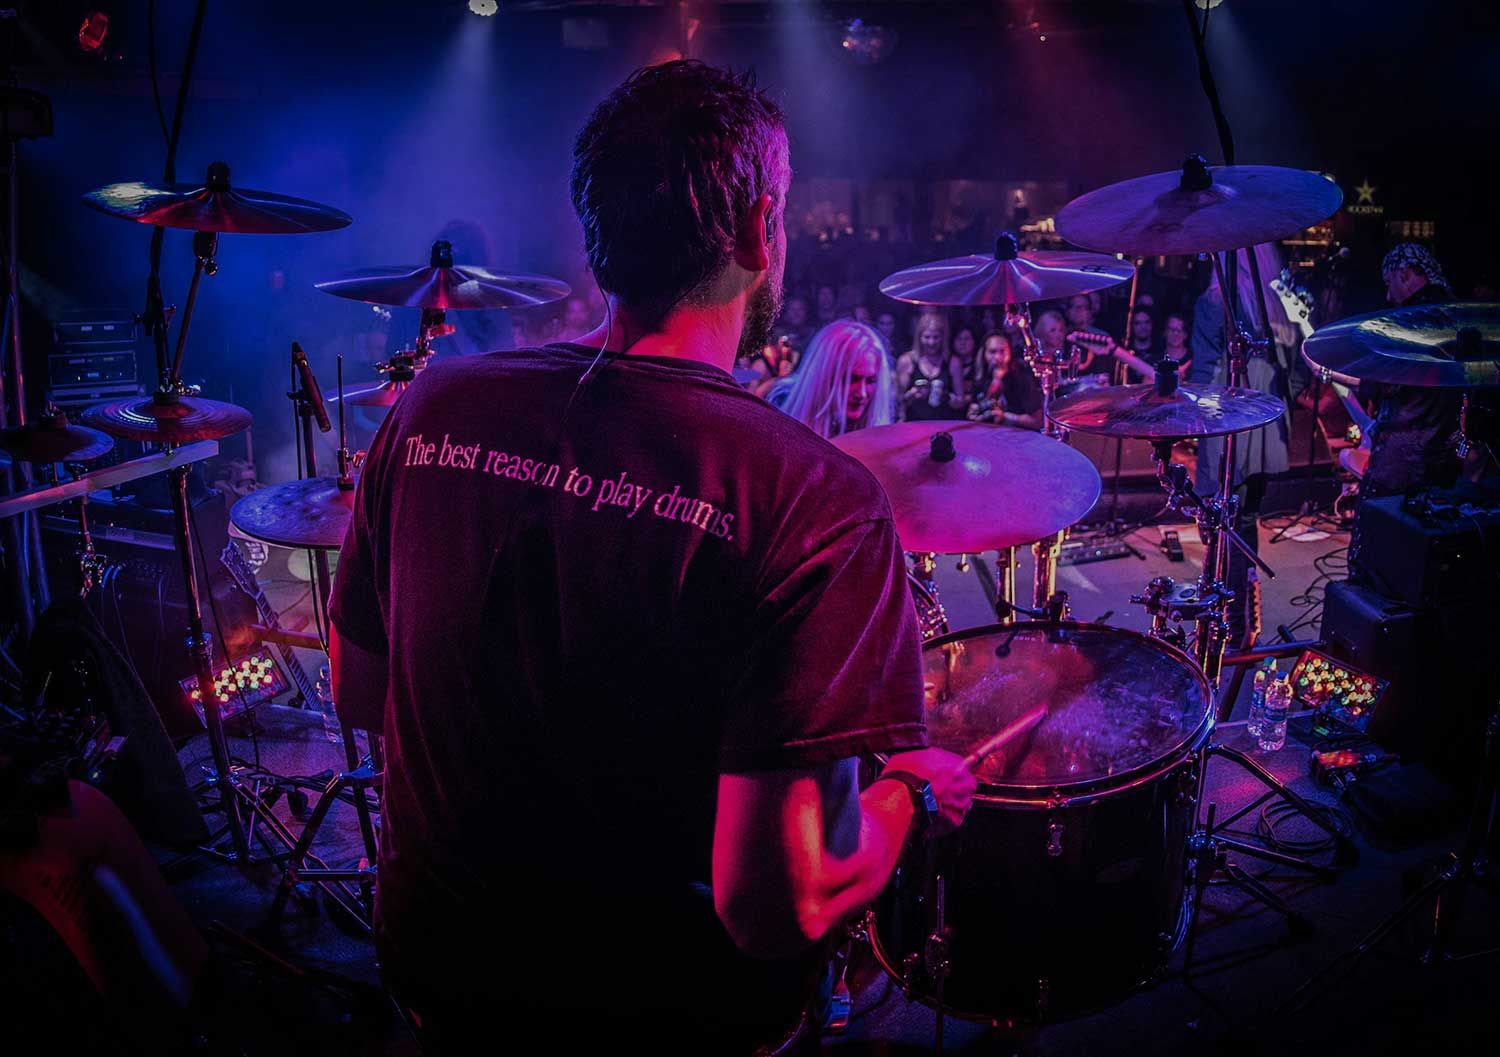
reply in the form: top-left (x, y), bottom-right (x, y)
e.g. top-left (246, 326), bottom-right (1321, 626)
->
top-left (966, 331), bottom-right (1043, 430)
top-left (778, 320), bottom-right (894, 438)
top-left (896, 310), bottom-right (966, 421)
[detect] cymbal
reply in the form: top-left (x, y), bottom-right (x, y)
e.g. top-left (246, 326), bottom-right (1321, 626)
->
top-left (81, 394), bottom-right (253, 444)
top-left (1055, 157), bottom-right (1343, 256)
top-left (230, 476), bottom-right (356, 551)
top-left (315, 265), bottom-right (570, 310)
top-left (1047, 382), bottom-right (1285, 440)
top-left (0, 411), bottom-right (114, 463)
top-left (880, 236), bottom-right (1132, 307)
top-left (1302, 302), bottom-right (1500, 389)
top-left (832, 421), bottom-right (1101, 553)
top-left (331, 380), bottom-right (413, 408)
top-left (83, 161), bottom-right (351, 235)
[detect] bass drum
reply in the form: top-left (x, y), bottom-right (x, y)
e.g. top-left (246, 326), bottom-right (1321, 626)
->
top-left (870, 622), bottom-right (1211, 1025)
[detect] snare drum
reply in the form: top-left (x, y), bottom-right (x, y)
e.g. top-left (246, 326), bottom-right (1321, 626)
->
top-left (870, 622), bottom-right (1211, 1025)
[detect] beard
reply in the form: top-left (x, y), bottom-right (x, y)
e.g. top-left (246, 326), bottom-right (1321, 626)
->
top-left (737, 269), bottom-right (785, 363)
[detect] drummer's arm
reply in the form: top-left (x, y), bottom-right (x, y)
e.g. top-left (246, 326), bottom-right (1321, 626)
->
top-left (712, 760), bottom-right (912, 959)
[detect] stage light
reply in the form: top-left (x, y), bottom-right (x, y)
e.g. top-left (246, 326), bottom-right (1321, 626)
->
top-left (468, 0), bottom-right (498, 16)
top-left (1194, 0), bottom-right (1225, 9)
top-left (838, 19), bottom-right (897, 65)
top-left (78, 10), bottom-right (109, 53)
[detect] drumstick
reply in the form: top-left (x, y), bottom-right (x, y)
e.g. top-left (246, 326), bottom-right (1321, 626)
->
top-left (962, 704), bottom-right (1048, 769)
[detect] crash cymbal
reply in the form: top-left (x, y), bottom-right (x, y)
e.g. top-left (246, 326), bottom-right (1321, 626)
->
top-left (230, 476), bottom-right (356, 551)
top-left (0, 410), bottom-right (114, 463)
top-left (1056, 156), bottom-right (1343, 256)
top-left (832, 421), bottom-right (1101, 554)
top-left (81, 393), bottom-right (253, 444)
top-left (880, 235), bottom-right (1132, 307)
top-left (1302, 301), bottom-right (1500, 389)
top-left (83, 161), bottom-right (351, 235)
top-left (1047, 381), bottom-right (1285, 440)
top-left (331, 380), bottom-right (413, 408)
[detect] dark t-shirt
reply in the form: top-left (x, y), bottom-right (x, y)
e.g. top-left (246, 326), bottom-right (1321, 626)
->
top-left (329, 343), bottom-right (926, 1042)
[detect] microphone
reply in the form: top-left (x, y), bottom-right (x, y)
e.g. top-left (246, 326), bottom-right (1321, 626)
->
top-left (292, 342), bottom-right (332, 433)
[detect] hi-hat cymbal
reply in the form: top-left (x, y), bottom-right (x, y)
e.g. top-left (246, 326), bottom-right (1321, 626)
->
top-left (0, 411), bottom-right (114, 463)
top-left (81, 394), bottom-right (253, 444)
top-left (83, 161), bottom-right (351, 235)
top-left (880, 236), bottom-right (1132, 307)
top-left (1056, 157), bottom-right (1343, 256)
top-left (1303, 301), bottom-right (1500, 389)
top-left (316, 265), bottom-right (570, 310)
top-left (832, 421), bottom-right (1102, 554)
top-left (230, 476), bottom-right (356, 551)
top-left (1047, 381), bottom-right (1285, 440)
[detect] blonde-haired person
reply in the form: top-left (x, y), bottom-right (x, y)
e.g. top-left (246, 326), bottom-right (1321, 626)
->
top-left (895, 309), bottom-right (966, 420)
top-left (777, 319), bottom-right (895, 438)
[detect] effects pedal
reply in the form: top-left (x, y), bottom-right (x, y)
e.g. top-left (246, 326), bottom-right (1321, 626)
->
top-left (1160, 530), bottom-right (1185, 562)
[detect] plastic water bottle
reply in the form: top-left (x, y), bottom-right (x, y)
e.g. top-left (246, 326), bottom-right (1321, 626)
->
top-left (1258, 674), bottom-right (1294, 752)
top-left (1247, 659), bottom-right (1277, 739)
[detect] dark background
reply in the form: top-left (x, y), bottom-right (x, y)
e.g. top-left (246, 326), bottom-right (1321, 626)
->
top-left (7, 0), bottom-right (1499, 476)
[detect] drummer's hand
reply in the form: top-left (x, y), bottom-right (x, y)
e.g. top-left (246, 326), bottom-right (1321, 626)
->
top-left (881, 749), bottom-right (977, 834)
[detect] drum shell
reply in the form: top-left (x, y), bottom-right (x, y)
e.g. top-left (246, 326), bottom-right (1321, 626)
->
top-left (871, 735), bottom-right (1203, 1025)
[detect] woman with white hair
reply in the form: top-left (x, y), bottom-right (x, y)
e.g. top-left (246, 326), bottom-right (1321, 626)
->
top-left (776, 319), bottom-right (895, 439)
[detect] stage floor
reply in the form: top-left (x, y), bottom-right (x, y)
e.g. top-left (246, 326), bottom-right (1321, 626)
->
top-left (159, 513), bottom-right (1498, 1056)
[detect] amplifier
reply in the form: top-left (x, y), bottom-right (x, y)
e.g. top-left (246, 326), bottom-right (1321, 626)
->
top-left (48, 311), bottom-right (143, 410)
top-left (1322, 578), bottom-right (1491, 776)
top-left (41, 490), bottom-right (259, 739)
top-left (1357, 490), bottom-right (1500, 607)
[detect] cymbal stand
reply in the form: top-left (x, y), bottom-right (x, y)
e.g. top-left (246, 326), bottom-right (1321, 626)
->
top-left (1009, 304), bottom-right (1074, 614)
top-left (1282, 701), bottom-right (1498, 1014)
top-left (289, 356), bottom-right (379, 865)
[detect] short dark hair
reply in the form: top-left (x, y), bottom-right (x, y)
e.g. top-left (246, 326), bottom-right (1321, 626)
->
top-left (570, 60), bottom-right (789, 312)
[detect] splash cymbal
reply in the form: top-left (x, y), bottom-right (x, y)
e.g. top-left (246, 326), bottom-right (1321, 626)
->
top-left (0, 410), bottom-right (114, 463)
top-left (880, 236), bottom-right (1132, 307)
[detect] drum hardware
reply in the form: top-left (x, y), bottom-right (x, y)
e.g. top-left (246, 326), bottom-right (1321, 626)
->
top-left (832, 422), bottom-right (1100, 619)
top-left (314, 237), bottom-right (571, 311)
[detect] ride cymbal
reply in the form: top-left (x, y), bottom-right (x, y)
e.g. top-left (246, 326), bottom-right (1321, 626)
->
top-left (832, 421), bottom-right (1101, 553)
top-left (1302, 301), bottom-right (1500, 389)
top-left (1056, 157), bottom-right (1343, 257)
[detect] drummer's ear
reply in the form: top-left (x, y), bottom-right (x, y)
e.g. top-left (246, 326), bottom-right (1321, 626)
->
top-left (735, 194), bottom-right (776, 273)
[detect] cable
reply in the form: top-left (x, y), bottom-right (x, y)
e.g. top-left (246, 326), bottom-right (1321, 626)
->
top-left (146, 0), bottom-right (171, 149)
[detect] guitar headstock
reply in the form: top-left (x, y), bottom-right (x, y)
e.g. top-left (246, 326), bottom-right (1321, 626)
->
top-left (1270, 269), bottom-right (1315, 334)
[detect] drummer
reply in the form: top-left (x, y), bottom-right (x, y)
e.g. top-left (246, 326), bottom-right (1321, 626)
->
top-left (328, 59), bottom-right (974, 1054)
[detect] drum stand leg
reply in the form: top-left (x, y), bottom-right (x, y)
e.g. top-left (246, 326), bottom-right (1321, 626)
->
top-left (1280, 702), bottom-right (1500, 1015)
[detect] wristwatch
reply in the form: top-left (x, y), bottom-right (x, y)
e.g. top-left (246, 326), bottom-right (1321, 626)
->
top-left (878, 769), bottom-right (940, 834)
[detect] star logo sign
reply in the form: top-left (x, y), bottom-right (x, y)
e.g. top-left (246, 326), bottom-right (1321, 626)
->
top-left (1354, 180), bottom-right (1377, 205)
